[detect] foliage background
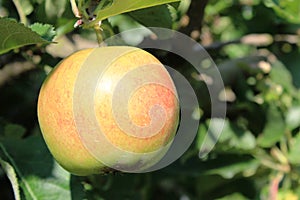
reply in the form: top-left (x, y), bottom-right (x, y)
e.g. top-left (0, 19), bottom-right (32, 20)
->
top-left (1, 0), bottom-right (300, 199)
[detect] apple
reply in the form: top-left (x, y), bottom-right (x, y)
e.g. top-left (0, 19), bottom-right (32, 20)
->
top-left (37, 46), bottom-right (179, 175)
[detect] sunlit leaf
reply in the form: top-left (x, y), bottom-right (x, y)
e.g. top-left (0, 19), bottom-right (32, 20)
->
top-left (286, 106), bottom-right (300, 130)
top-left (216, 192), bottom-right (248, 200)
top-left (30, 23), bottom-right (56, 42)
top-left (199, 119), bottom-right (256, 155)
top-left (206, 158), bottom-right (259, 179)
top-left (92, 0), bottom-right (180, 25)
top-left (269, 60), bottom-right (295, 94)
top-left (264, 0), bottom-right (300, 24)
top-left (288, 133), bottom-right (300, 165)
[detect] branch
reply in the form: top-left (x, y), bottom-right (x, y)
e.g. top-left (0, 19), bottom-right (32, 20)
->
top-left (0, 61), bottom-right (35, 87)
top-left (12, 0), bottom-right (28, 25)
top-left (179, 0), bottom-right (209, 40)
top-left (203, 33), bottom-right (299, 50)
top-left (70, 0), bottom-right (81, 18)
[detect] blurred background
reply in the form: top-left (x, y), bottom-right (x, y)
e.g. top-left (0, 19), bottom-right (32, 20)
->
top-left (1, 0), bottom-right (300, 199)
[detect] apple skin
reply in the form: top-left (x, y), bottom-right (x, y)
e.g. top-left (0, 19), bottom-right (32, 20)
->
top-left (37, 46), bottom-right (179, 176)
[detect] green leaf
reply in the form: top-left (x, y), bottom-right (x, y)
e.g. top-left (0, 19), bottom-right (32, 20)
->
top-left (0, 157), bottom-right (21, 200)
top-left (30, 23), bottom-right (56, 42)
top-left (4, 124), bottom-right (26, 139)
top-left (205, 155), bottom-right (260, 179)
top-left (198, 119), bottom-right (223, 158)
top-left (163, 153), bottom-right (259, 179)
top-left (269, 60), bottom-right (295, 94)
top-left (288, 133), bottom-right (300, 165)
top-left (0, 18), bottom-right (49, 54)
top-left (129, 5), bottom-right (173, 29)
top-left (264, 0), bottom-right (300, 24)
top-left (108, 15), bottom-right (152, 45)
top-left (218, 119), bottom-right (256, 151)
top-left (92, 0), bottom-right (180, 25)
top-left (108, 7), bottom-right (175, 44)
top-left (280, 49), bottom-right (300, 88)
top-left (198, 119), bottom-right (256, 156)
top-left (216, 193), bottom-right (248, 200)
top-left (0, 135), bottom-right (85, 200)
top-left (257, 104), bottom-right (285, 147)
top-left (286, 106), bottom-right (300, 130)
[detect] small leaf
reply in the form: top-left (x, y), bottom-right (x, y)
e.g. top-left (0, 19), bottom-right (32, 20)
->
top-left (198, 118), bottom-right (224, 158)
top-left (199, 119), bottom-right (256, 155)
top-left (216, 193), bottom-right (248, 200)
top-left (257, 104), bottom-right (285, 147)
top-left (286, 106), bottom-right (300, 130)
top-left (269, 60), bottom-right (295, 94)
top-left (264, 0), bottom-right (300, 24)
top-left (288, 133), bottom-right (300, 165)
top-left (205, 156), bottom-right (260, 179)
top-left (92, 0), bottom-right (180, 24)
top-left (4, 124), bottom-right (26, 139)
top-left (0, 157), bottom-right (21, 200)
top-left (30, 23), bottom-right (56, 42)
top-left (0, 18), bottom-right (49, 54)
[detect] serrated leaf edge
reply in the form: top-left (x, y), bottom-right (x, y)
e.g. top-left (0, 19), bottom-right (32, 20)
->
top-left (0, 18), bottom-right (50, 55)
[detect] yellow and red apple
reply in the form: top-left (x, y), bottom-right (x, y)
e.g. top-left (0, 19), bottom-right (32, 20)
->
top-left (37, 46), bottom-right (179, 175)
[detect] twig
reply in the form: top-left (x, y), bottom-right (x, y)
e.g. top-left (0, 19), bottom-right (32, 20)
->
top-left (12, 0), bottom-right (27, 25)
top-left (179, 0), bottom-right (209, 41)
top-left (252, 148), bottom-right (290, 173)
top-left (70, 0), bottom-right (81, 18)
top-left (0, 61), bottom-right (35, 87)
top-left (203, 39), bottom-right (241, 50)
top-left (203, 33), bottom-right (299, 50)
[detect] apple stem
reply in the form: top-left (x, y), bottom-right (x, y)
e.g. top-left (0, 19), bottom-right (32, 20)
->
top-left (94, 22), bottom-right (106, 46)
